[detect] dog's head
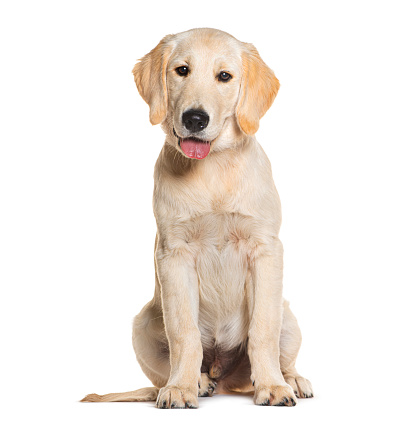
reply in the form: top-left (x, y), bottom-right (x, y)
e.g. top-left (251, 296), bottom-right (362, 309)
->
top-left (133, 28), bottom-right (279, 159)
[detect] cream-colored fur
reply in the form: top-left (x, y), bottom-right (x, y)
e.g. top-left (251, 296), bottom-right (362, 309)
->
top-left (81, 28), bottom-right (313, 408)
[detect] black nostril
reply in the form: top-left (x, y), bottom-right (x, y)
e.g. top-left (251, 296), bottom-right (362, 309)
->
top-left (182, 109), bottom-right (209, 133)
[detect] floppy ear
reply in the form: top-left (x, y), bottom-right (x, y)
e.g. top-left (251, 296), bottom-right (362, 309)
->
top-left (132, 36), bottom-right (174, 125)
top-left (236, 44), bottom-right (280, 135)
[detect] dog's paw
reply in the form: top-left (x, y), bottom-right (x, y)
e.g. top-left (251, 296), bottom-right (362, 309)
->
top-left (156, 386), bottom-right (198, 409)
top-left (284, 375), bottom-right (313, 399)
top-left (253, 384), bottom-right (297, 406)
top-left (198, 373), bottom-right (217, 397)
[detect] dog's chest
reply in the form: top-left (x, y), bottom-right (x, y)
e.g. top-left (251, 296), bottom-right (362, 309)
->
top-left (154, 152), bottom-right (279, 350)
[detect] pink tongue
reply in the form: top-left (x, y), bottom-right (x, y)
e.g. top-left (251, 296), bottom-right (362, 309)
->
top-left (180, 138), bottom-right (210, 159)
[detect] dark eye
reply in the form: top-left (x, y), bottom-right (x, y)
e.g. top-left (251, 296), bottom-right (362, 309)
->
top-left (176, 66), bottom-right (189, 76)
top-left (218, 71), bottom-right (232, 82)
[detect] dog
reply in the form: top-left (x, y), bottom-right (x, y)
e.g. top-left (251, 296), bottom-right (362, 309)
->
top-left (81, 28), bottom-right (313, 408)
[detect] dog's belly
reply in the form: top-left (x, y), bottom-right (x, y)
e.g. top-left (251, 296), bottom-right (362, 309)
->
top-left (193, 214), bottom-right (253, 352)
top-left (196, 243), bottom-right (251, 379)
top-left (199, 297), bottom-right (249, 352)
top-left (168, 211), bottom-right (268, 377)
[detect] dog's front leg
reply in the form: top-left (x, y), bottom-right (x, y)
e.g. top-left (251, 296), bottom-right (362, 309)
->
top-left (248, 238), bottom-right (297, 406)
top-left (155, 247), bottom-right (202, 409)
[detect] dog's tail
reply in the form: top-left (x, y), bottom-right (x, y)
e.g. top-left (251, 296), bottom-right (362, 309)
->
top-left (80, 387), bottom-right (159, 402)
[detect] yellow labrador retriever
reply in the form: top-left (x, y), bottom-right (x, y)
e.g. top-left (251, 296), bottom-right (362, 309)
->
top-left (82, 28), bottom-right (313, 408)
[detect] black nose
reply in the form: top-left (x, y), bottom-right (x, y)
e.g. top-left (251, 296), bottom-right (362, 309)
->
top-left (182, 109), bottom-right (209, 133)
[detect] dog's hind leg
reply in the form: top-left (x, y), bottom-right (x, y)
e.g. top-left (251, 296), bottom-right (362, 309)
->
top-left (132, 300), bottom-right (171, 389)
top-left (198, 373), bottom-right (217, 397)
top-left (280, 301), bottom-right (314, 399)
top-left (81, 299), bottom-right (170, 403)
top-left (82, 299), bottom-right (216, 403)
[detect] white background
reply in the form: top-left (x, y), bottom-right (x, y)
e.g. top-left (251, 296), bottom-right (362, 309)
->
top-left (1, 0), bottom-right (405, 422)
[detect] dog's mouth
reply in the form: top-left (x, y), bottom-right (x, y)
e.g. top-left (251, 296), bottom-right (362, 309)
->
top-left (173, 128), bottom-right (212, 160)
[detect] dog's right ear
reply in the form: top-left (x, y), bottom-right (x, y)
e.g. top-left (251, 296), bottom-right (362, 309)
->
top-left (132, 36), bottom-right (174, 125)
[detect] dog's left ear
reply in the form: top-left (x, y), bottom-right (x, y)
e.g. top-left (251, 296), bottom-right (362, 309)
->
top-left (132, 35), bottom-right (174, 125)
top-left (236, 44), bottom-right (280, 135)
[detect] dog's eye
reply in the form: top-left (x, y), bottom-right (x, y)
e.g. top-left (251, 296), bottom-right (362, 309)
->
top-left (176, 66), bottom-right (189, 76)
top-left (218, 71), bottom-right (232, 82)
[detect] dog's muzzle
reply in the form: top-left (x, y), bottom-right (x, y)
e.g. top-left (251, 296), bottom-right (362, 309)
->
top-left (173, 127), bottom-right (212, 160)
